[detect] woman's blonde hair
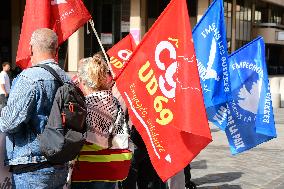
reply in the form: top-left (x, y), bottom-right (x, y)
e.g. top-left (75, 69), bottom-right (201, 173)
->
top-left (78, 53), bottom-right (110, 91)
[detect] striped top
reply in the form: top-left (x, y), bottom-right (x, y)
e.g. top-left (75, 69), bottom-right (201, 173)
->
top-left (72, 90), bottom-right (131, 182)
top-left (71, 143), bottom-right (132, 182)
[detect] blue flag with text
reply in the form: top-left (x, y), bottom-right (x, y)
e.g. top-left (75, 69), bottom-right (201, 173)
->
top-left (225, 36), bottom-right (277, 155)
top-left (193, 0), bottom-right (230, 130)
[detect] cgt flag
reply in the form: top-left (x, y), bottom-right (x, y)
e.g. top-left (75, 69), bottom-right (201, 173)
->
top-left (116, 0), bottom-right (212, 181)
top-left (192, 0), bottom-right (230, 130)
top-left (107, 34), bottom-right (137, 80)
top-left (16, 0), bottom-right (91, 69)
top-left (225, 36), bottom-right (277, 155)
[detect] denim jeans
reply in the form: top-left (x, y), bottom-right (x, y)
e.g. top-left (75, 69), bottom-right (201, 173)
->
top-left (71, 181), bottom-right (116, 189)
top-left (0, 94), bottom-right (8, 113)
top-left (12, 165), bottom-right (68, 189)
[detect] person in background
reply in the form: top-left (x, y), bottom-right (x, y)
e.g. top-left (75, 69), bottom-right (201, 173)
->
top-left (71, 53), bottom-right (131, 189)
top-left (120, 126), bottom-right (167, 189)
top-left (0, 28), bottom-right (69, 189)
top-left (0, 62), bottom-right (11, 112)
top-left (10, 66), bottom-right (22, 84)
top-left (184, 164), bottom-right (197, 189)
top-left (121, 127), bottom-right (197, 189)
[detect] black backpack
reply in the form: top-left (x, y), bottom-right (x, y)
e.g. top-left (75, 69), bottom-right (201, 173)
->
top-left (35, 64), bottom-right (87, 164)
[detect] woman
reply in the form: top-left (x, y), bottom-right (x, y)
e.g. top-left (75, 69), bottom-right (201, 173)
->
top-left (71, 53), bottom-right (131, 189)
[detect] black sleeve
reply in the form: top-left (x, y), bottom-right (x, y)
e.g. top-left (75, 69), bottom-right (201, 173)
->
top-left (130, 126), bottom-right (146, 150)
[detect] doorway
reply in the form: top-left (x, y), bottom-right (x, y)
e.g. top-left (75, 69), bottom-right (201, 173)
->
top-left (84, 0), bottom-right (130, 57)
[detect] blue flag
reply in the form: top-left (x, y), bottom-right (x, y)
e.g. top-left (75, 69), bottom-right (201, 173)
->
top-left (225, 36), bottom-right (277, 155)
top-left (193, 0), bottom-right (230, 130)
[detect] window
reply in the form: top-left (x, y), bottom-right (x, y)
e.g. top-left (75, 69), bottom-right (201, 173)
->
top-left (235, 0), bottom-right (252, 49)
top-left (255, 11), bottom-right (261, 23)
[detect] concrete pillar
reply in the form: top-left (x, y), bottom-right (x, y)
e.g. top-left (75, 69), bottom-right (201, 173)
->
top-left (11, 0), bottom-right (21, 67)
top-left (231, 0), bottom-right (237, 52)
top-left (269, 77), bottom-right (281, 108)
top-left (130, 0), bottom-right (142, 43)
top-left (197, 0), bottom-right (209, 22)
top-left (67, 27), bottom-right (84, 72)
top-left (280, 78), bottom-right (284, 107)
top-left (271, 93), bottom-right (281, 108)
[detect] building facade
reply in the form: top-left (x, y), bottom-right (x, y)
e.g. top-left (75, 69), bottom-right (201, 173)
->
top-left (1, 0), bottom-right (284, 107)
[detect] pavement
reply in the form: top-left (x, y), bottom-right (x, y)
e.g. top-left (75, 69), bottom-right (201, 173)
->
top-left (190, 108), bottom-right (284, 189)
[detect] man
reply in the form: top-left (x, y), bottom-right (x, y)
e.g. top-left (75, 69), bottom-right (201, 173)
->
top-left (0, 62), bottom-right (11, 111)
top-left (0, 28), bottom-right (70, 189)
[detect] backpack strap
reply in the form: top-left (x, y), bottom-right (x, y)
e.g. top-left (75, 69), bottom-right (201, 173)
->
top-left (34, 64), bottom-right (64, 86)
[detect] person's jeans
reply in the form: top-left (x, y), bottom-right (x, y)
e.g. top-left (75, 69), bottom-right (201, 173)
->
top-left (0, 94), bottom-right (8, 112)
top-left (71, 181), bottom-right (116, 189)
top-left (12, 165), bottom-right (68, 189)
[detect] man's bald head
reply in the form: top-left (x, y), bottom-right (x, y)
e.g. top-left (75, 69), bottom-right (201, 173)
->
top-left (30, 28), bottom-right (58, 55)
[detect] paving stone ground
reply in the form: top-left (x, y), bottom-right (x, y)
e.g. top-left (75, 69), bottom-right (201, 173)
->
top-left (190, 121), bottom-right (284, 189)
top-left (117, 109), bottom-right (284, 189)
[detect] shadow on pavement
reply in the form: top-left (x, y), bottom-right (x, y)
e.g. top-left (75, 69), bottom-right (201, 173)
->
top-left (197, 184), bottom-right (242, 189)
top-left (191, 160), bottom-right (207, 169)
top-left (192, 172), bottom-right (243, 186)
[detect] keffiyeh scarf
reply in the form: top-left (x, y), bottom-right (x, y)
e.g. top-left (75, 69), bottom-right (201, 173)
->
top-left (85, 90), bottom-right (129, 149)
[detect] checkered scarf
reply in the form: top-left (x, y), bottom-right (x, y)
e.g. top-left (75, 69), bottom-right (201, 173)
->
top-left (85, 90), bottom-right (129, 149)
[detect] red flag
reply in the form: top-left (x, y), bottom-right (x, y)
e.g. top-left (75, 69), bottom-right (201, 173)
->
top-left (107, 34), bottom-right (137, 80)
top-left (116, 0), bottom-right (212, 181)
top-left (16, 0), bottom-right (91, 69)
top-left (50, 0), bottom-right (91, 45)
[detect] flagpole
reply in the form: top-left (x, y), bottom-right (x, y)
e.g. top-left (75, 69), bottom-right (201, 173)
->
top-left (88, 19), bottom-right (114, 77)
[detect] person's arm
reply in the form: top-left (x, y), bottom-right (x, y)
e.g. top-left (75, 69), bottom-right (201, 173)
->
top-left (0, 84), bottom-right (8, 97)
top-left (0, 73), bottom-right (7, 96)
top-left (0, 75), bottom-right (37, 133)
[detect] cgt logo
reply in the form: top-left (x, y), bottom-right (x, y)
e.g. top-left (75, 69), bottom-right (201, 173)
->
top-left (154, 40), bottom-right (178, 99)
top-left (110, 49), bottom-right (133, 69)
top-left (51, 0), bottom-right (67, 5)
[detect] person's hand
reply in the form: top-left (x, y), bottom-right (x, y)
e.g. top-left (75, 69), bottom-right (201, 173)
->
top-left (4, 92), bottom-right (8, 97)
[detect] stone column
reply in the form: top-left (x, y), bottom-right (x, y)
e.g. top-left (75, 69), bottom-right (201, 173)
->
top-left (280, 78), bottom-right (284, 107)
top-left (197, 0), bottom-right (209, 22)
top-left (130, 0), bottom-right (142, 43)
top-left (270, 77), bottom-right (281, 108)
top-left (67, 27), bottom-right (84, 72)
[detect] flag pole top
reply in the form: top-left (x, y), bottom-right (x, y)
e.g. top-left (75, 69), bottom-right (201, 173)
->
top-left (88, 19), bottom-right (114, 78)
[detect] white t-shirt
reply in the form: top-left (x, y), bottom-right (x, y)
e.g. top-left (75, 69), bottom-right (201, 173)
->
top-left (0, 71), bottom-right (10, 95)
